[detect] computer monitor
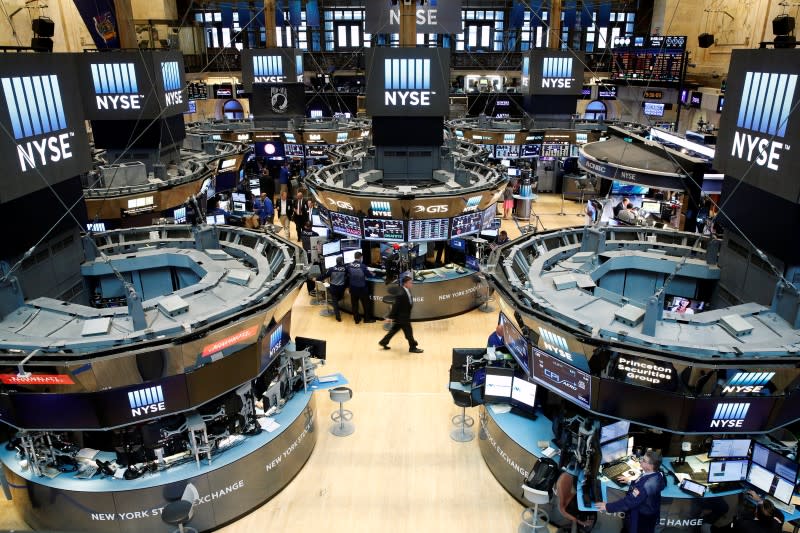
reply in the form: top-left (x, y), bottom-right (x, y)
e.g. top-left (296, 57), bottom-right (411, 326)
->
top-left (322, 241), bottom-right (341, 256)
top-left (312, 226), bottom-right (330, 238)
top-left (232, 192), bottom-right (246, 202)
top-left (510, 376), bottom-right (537, 412)
top-left (600, 420), bottom-right (631, 444)
top-left (483, 367), bottom-right (513, 403)
top-left (774, 476), bottom-right (794, 505)
top-left (600, 437), bottom-right (629, 464)
top-left (323, 254), bottom-right (341, 269)
top-left (747, 463), bottom-right (775, 493)
top-left (340, 239), bottom-right (361, 251)
top-left (752, 442), bottom-right (799, 483)
top-left (342, 249), bottom-right (359, 264)
top-left (449, 238), bottom-right (466, 252)
top-left (709, 439), bottom-right (751, 459)
top-left (640, 200), bottom-right (661, 214)
top-left (233, 201), bottom-right (246, 212)
top-left (498, 312), bottom-right (530, 376)
top-left (707, 459), bottom-right (749, 483)
top-left (293, 336), bottom-right (327, 361)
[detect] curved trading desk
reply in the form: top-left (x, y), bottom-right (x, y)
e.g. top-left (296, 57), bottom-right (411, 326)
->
top-left (339, 267), bottom-right (488, 321)
top-left (1, 392), bottom-right (317, 532)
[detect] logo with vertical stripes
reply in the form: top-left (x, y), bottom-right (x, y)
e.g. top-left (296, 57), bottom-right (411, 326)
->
top-left (730, 71), bottom-right (796, 171)
top-left (522, 57), bottom-right (530, 87)
top-left (161, 61), bottom-right (184, 106)
top-left (128, 385), bottom-right (165, 417)
top-left (1, 74), bottom-right (74, 172)
top-left (370, 201), bottom-right (391, 217)
top-left (722, 371), bottom-right (775, 394)
top-left (538, 327), bottom-right (572, 361)
top-left (269, 324), bottom-right (284, 356)
top-left (710, 402), bottom-right (750, 428)
top-left (384, 58), bottom-right (434, 106)
top-left (90, 63), bottom-right (143, 111)
top-left (253, 55), bottom-right (286, 83)
top-left (541, 57), bottom-right (574, 89)
top-left (295, 54), bottom-right (304, 83)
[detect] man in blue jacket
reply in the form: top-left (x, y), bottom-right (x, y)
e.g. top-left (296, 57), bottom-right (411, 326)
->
top-left (595, 450), bottom-right (667, 533)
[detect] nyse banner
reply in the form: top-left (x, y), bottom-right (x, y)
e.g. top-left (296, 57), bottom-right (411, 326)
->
top-left (365, 48), bottom-right (450, 117)
top-left (78, 50), bottom-right (186, 119)
top-left (528, 50), bottom-right (585, 96)
top-left (714, 49), bottom-right (800, 204)
top-left (250, 83), bottom-right (306, 119)
top-left (365, 0), bottom-right (462, 34)
top-left (687, 397), bottom-right (775, 433)
top-left (0, 53), bottom-right (91, 199)
top-left (241, 49), bottom-right (300, 91)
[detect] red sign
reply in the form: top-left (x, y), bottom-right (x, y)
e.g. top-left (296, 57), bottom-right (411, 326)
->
top-left (0, 373), bottom-right (75, 385)
top-left (201, 326), bottom-right (259, 357)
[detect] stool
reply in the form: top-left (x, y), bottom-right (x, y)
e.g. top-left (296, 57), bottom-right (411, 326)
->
top-left (161, 483), bottom-right (200, 533)
top-left (520, 485), bottom-right (550, 532)
top-left (329, 387), bottom-right (354, 437)
top-left (315, 281), bottom-right (335, 317)
top-left (449, 388), bottom-right (475, 442)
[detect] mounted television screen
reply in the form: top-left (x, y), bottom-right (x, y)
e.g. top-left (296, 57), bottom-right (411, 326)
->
top-left (329, 212), bottom-right (362, 238)
top-left (450, 212), bottom-right (482, 238)
top-left (255, 141), bottom-right (285, 159)
top-left (408, 218), bottom-right (449, 242)
top-left (664, 295), bottom-right (707, 315)
top-left (643, 102), bottom-right (665, 117)
top-left (610, 181), bottom-right (650, 195)
top-left (716, 95), bottom-right (724, 113)
top-left (520, 144), bottom-right (541, 158)
top-left (362, 218), bottom-right (405, 241)
top-left (498, 311), bottom-right (530, 376)
top-left (484, 367), bottom-right (514, 404)
top-left (690, 91), bottom-right (703, 108)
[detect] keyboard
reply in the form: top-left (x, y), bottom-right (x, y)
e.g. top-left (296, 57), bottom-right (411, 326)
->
top-left (602, 462), bottom-right (631, 479)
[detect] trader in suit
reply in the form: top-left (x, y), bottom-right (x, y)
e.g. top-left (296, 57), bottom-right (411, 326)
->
top-left (290, 191), bottom-right (309, 242)
top-left (379, 276), bottom-right (423, 353)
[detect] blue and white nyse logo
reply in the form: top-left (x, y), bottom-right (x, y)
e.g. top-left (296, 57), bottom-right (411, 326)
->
top-left (161, 61), bottom-right (183, 106)
top-left (710, 402), bottom-right (750, 429)
top-left (722, 371), bottom-right (775, 394)
top-left (253, 55), bottom-right (286, 83)
top-left (384, 58), bottom-right (433, 106)
top-left (2, 74), bottom-right (74, 172)
top-left (541, 57), bottom-right (574, 89)
top-left (269, 325), bottom-right (284, 357)
top-left (128, 385), bottom-right (165, 417)
top-left (521, 57), bottom-right (530, 88)
top-left (91, 63), bottom-right (142, 110)
top-left (731, 71), bottom-right (796, 171)
top-left (538, 327), bottom-right (572, 361)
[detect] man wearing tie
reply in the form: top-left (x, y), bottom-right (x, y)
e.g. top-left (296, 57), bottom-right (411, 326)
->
top-left (379, 276), bottom-right (423, 353)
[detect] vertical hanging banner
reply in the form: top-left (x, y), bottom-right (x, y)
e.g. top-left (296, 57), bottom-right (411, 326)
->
top-left (306, 0), bottom-right (320, 27)
top-left (72, 0), bottom-right (121, 49)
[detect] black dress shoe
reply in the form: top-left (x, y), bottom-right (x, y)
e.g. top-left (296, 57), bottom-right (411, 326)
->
top-left (354, 317), bottom-right (361, 324)
top-left (336, 316), bottom-right (342, 322)
top-left (364, 319), bottom-right (376, 323)
top-left (379, 342), bottom-right (390, 350)
top-left (409, 348), bottom-right (424, 353)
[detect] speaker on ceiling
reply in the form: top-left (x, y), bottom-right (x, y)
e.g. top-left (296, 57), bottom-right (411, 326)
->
top-left (30, 37), bottom-right (53, 52)
top-left (773, 15), bottom-right (795, 36)
top-left (698, 33), bottom-right (715, 48)
top-left (32, 17), bottom-right (55, 37)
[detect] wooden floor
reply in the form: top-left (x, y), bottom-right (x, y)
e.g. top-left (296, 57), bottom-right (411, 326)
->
top-left (0, 194), bottom-right (583, 532)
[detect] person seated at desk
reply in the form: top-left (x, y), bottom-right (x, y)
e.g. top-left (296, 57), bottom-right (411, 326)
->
top-left (613, 197), bottom-right (630, 219)
top-left (595, 450), bottom-right (666, 533)
top-left (554, 466), bottom-right (596, 531)
top-left (487, 324), bottom-right (505, 349)
top-left (732, 498), bottom-right (781, 533)
top-left (617, 203), bottom-right (640, 225)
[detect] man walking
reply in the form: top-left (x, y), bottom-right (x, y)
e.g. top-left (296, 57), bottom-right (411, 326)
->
top-left (379, 276), bottom-right (423, 353)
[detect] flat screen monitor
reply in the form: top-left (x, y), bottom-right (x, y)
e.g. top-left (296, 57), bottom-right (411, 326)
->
top-left (643, 102), bottom-right (665, 117)
top-left (510, 376), bottom-right (537, 411)
top-left (482, 203), bottom-right (498, 228)
top-left (362, 218), bottom-right (405, 241)
top-left (611, 181), bottom-right (650, 195)
top-left (449, 238), bottom-right (466, 252)
top-left (342, 249), bottom-right (359, 264)
top-left (340, 239), bottom-right (361, 251)
top-left (323, 253), bottom-right (341, 270)
top-left (520, 144), bottom-right (541, 158)
top-left (232, 192), bottom-right (246, 202)
top-left (508, 167), bottom-right (521, 176)
top-left (747, 463), bottom-right (775, 493)
top-left (774, 476), bottom-right (794, 504)
top-left (498, 311), bottom-right (530, 376)
top-left (709, 439), bottom-right (752, 459)
top-left (255, 141), bottom-right (285, 159)
top-left (600, 437), bottom-right (630, 464)
top-left (285, 143), bottom-right (305, 157)
top-left (640, 200), bottom-right (662, 214)
top-left (233, 201), bottom-right (246, 212)
top-left (708, 459), bottom-right (749, 483)
top-left (330, 212), bottom-right (363, 238)
top-left (664, 295), bottom-right (707, 315)
top-left (450, 212), bottom-right (482, 238)
top-left (312, 226), bottom-right (329, 238)
top-left (408, 218), bottom-right (449, 242)
top-left (494, 144), bottom-right (520, 159)
top-left (600, 420), bottom-right (631, 444)
top-left (322, 241), bottom-right (341, 256)
top-left (752, 442), bottom-right (799, 483)
top-left (206, 215), bottom-right (225, 225)
top-left (532, 347), bottom-right (591, 409)
top-left (484, 367), bottom-right (514, 403)
top-left (465, 255), bottom-right (479, 271)
top-left (293, 336), bottom-right (327, 361)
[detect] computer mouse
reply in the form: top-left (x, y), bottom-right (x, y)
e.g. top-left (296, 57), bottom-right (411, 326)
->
top-left (628, 470), bottom-right (636, 476)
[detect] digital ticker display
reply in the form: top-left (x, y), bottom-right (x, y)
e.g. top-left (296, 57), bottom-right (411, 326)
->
top-left (532, 347), bottom-right (591, 409)
top-left (362, 218), bottom-right (404, 241)
top-left (408, 218), bottom-right (449, 241)
top-left (450, 212), bottom-right (482, 238)
top-left (330, 211), bottom-right (362, 238)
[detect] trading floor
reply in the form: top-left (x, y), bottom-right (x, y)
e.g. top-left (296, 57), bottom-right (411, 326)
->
top-left (0, 195), bottom-right (582, 533)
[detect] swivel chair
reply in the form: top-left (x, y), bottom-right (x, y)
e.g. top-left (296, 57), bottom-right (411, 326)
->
top-left (161, 483), bottom-right (200, 533)
top-left (329, 386), bottom-right (354, 436)
top-left (449, 387), bottom-right (476, 442)
top-left (520, 484), bottom-right (550, 532)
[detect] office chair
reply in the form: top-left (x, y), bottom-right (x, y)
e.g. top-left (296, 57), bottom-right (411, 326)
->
top-left (520, 484), bottom-right (550, 531)
top-left (329, 386), bottom-right (354, 437)
top-left (161, 483), bottom-right (200, 533)
top-left (449, 387), bottom-right (476, 442)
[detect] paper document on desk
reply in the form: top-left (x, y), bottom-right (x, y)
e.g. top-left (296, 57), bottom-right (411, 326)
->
top-left (694, 453), bottom-right (710, 463)
top-left (542, 446), bottom-right (558, 458)
top-left (258, 417), bottom-right (281, 432)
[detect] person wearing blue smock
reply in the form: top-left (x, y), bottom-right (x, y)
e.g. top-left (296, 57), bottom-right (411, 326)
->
top-left (595, 450), bottom-right (667, 533)
top-left (487, 324), bottom-right (505, 348)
